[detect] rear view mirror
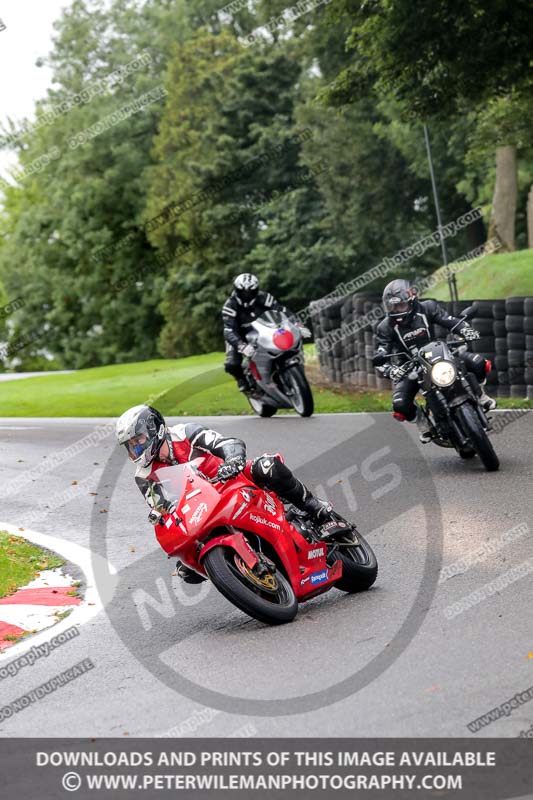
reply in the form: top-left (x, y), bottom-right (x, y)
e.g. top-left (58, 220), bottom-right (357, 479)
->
top-left (372, 354), bottom-right (388, 367)
top-left (461, 305), bottom-right (476, 320)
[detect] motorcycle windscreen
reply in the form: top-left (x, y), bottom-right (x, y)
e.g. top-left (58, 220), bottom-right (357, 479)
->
top-left (151, 461), bottom-right (222, 530)
top-left (418, 340), bottom-right (454, 363)
top-left (253, 310), bottom-right (288, 328)
top-left (151, 464), bottom-right (191, 508)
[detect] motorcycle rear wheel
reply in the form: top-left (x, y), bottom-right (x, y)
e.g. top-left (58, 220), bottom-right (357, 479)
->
top-left (333, 530), bottom-right (378, 593)
top-left (203, 546), bottom-right (298, 625)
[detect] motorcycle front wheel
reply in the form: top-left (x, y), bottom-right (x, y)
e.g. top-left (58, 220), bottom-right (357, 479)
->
top-left (203, 546), bottom-right (298, 625)
top-left (455, 403), bottom-right (500, 472)
top-left (283, 365), bottom-right (314, 417)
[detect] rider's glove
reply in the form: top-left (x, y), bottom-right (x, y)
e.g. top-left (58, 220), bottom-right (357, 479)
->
top-left (389, 364), bottom-right (409, 382)
top-left (460, 326), bottom-right (480, 341)
top-left (238, 342), bottom-right (255, 358)
top-left (216, 455), bottom-right (246, 482)
top-left (299, 325), bottom-right (312, 339)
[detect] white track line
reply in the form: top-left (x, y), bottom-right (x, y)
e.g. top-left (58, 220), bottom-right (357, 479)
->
top-left (0, 426), bottom-right (42, 430)
top-left (0, 523), bottom-right (117, 661)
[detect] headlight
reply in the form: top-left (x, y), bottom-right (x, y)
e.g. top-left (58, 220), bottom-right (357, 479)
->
top-left (431, 360), bottom-right (457, 387)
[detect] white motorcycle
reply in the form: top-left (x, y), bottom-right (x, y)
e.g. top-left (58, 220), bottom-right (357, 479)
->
top-left (243, 310), bottom-right (314, 417)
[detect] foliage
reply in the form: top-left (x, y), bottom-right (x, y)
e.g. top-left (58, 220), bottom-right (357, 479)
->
top-left (327, 0), bottom-right (533, 119)
top-left (0, 0), bottom-right (530, 367)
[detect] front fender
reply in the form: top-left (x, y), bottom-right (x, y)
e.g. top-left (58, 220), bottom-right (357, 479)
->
top-left (199, 528), bottom-right (259, 569)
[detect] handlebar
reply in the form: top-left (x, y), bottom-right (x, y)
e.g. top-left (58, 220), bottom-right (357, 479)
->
top-left (373, 337), bottom-right (468, 368)
top-left (449, 305), bottom-right (476, 333)
top-left (196, 469), bottom-right (222, 484)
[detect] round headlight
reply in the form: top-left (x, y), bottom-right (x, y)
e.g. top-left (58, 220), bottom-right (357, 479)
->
top-left (431, 360), bottom-right (457, 387)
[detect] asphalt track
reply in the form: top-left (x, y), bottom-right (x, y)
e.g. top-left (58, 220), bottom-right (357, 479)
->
top-left (0, 411), bottom-right (532, 737)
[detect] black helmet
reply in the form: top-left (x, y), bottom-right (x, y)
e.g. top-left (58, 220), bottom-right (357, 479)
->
top-left (233, 273), bottom-right (259, 308)
top-left (116, 405), bottom-right (166, 468)
top-left (382, 279), bottom-right (417, 325)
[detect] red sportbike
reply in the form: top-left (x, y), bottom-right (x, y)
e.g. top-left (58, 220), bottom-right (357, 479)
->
top-left (151, 458), bottom-right (378, 625)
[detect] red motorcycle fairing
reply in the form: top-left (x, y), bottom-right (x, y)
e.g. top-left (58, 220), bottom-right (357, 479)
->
top-left (152, 461), bottom-right (344, 601)
top-left (200, 530), bottom-right (259, 569)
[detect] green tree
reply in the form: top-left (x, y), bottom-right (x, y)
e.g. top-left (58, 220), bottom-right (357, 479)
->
top-left (145, 32), bottom-right (321, 356)
top-left (0, 0), bottom-right (185, 367)
top-left (327, 0), bottom-right (533, 118)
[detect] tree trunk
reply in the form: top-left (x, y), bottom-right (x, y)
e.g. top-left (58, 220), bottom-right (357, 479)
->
top-left (527, 186), bottom-right (533, 248)
top-left (488, 145), bottom-right (517, 252)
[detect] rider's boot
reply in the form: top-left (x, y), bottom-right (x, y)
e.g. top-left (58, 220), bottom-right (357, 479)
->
top-left (415, 404), bottom-right (433, 444)
top-left (479, 380), bottom-right (497, 411)
top-left (279, 482), bottom-right (344, 532)
top-left (299, 495), bottom-right (351, 539)
top-left (174, 560), bottom-right (206, 584)
top-left (237, 378), bottom-right (250, 393)
top-left (301, 496), bottom-right (336, 524)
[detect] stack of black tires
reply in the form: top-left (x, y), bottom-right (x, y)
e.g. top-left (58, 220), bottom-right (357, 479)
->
top-left (466, 299), bottom-right (498, 395)
top-left (493, 299), bottom-right (509, 398)
top-left (352, 293), bottom-right (385, 389)
top-left (497, 296), bottom-right (533, 399)
top-left (312, 297), bottom-right (344, 383)
top-left (312, 292), bottom-right (388, 389)
top-left (526, 299), bottom-right (533, 401)
top-left (340, 294), bottom-right (356, 384)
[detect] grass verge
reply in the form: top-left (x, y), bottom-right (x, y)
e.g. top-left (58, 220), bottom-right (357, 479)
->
top-left (0, 531), bottom-right (65, 599)
top-left (0, 347), bottom-right (529, 417)
top-left (0, 350), bottom-right (393, 417)
top-left (424, 249), bottom-right (533, 301)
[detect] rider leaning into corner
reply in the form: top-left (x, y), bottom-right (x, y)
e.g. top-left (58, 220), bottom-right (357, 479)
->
top-left (374, 279), bottom-right (496, 443)
top-left (116, 405), bottom-right (342, 583)
top-left (222, 273), bottom-right (311, 392)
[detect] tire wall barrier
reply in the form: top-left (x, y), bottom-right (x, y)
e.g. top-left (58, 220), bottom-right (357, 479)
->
top-left (310, 294), bottom-right (533, 401)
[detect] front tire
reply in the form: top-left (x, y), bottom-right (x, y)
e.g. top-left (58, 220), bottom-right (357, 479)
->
top-left (284, 366), bottom-right (314, 417)
top-left (203, 546), bottom-right (298, 625)
top-left (333, 530), bottom-right (378, 593)
top-left (455, 403), bottom-right (500, 471)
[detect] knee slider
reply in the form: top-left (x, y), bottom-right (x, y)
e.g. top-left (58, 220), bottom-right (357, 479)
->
top-left (393, 397), bottom-right (416, 421)
top-left (252, 454), bottom-right (287, 486)
top-left (224, 360), bottom-right (241, 376)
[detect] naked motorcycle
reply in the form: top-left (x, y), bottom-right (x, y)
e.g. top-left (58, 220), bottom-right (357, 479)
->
top-left (373, 306), bottom-right (499, 471)
top-left (243, 310), bottom-right (314, 418)
top-left (149, 458), bottom-right (378, 625)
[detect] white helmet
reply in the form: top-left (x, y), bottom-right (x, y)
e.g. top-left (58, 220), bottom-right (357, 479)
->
top-left (233, 273), bottom-right (259, 308)
top-left (116, 405), bottom-right (166, 469)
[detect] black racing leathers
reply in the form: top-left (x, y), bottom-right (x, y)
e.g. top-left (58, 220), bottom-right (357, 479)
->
top-left (222, 290), bottom-right (290, 381)
top-left (374, 299), bottom-right (487, 421)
